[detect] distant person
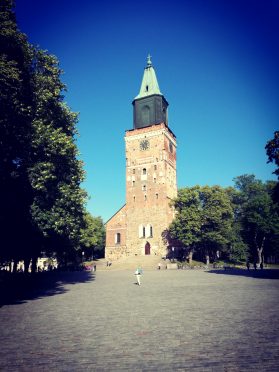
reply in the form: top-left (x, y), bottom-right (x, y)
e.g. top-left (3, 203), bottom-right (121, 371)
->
top-left (135, 267), bottom-right (143, 286)
top-left (246, 261), bottom-right (250, 271)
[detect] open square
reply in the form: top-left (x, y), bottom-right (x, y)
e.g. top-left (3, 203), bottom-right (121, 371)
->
top-left (1, 269), bottom-right (279, 371)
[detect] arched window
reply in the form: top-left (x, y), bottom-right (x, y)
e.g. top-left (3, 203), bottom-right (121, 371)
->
top-left (141, 168), bottom-right (147, 181)
top-left (115, 233), bottom-right (121, 244)
top-left (141, 105), bottom-right (150, 125)
top-left (142, 185), bottom-right (146, 191)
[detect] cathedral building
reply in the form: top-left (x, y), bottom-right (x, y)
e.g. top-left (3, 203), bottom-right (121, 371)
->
top-left (105, 56), bottom-right (177, 260)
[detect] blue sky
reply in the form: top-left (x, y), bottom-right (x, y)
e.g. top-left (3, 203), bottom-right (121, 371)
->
top-left (15, 0), bottom-right (279, 222)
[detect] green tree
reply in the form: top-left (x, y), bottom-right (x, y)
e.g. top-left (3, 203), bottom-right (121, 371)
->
top-left (225, 187), bottom-right (248, 262)
top-left (0, 0), bottom-right (38, 268)
top-left (168, 187), bottom-right (202, 264)
top-left (29, 49), bottom-right (87, 260)
top-left (0, 0), bottom-right (87, 269)
top-left (234, 175), bottom-right (279, 265)
top-left (168, 185), bottom-right (234, 264)
top-left (80, 214), bottom-right (105, 259)
top-left (265, 131), bottom-right (279, 203)
top-left (266, 131), bottom-right (279, 177)
top-left (198, 186), bottom-right (234, 264)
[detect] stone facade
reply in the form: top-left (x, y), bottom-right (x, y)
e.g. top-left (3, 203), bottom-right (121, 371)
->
top-left (105, 123), bottom-right (177, 261)
top-left (125, 123), bottom-right (177, 257)
top-left (105, 58), bottom-right (178, 261)
top-left (105, 205), bottom-right (127, 260)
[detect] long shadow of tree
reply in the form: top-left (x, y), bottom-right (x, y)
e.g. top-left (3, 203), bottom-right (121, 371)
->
top-left (0, 270), bottom-right (95, 307)
top-left (205, 268), bottom-right (279, 280)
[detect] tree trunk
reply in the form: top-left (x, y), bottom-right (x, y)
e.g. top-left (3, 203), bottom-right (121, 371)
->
top-left (257, 236), bottom-right (266, 265)
top-left (12, 260), bottom-right (18, 273)
top-left (205, 252), bottom-right (210, 266)
top-left (24, 258), bottom-right (30, 274)
top-left (188, 250), bottom-right (193, 265)
top-left (31, 257), bottom-right (37, 273)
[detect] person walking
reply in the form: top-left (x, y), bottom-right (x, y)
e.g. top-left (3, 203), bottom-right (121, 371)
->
top-left (135, 266), bottom-right (143, 285)
top-left (158, 262), bottom-right (161, 270)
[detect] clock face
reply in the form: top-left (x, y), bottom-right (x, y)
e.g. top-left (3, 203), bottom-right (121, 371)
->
top-left (140, 139), bottom-right (150, 151)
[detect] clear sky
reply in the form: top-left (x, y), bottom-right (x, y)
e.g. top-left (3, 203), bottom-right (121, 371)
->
top-left (15, 0), bottom-right (279, 222)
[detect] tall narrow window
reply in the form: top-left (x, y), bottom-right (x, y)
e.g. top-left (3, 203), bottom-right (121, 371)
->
top-left (142, 185), bottom-right (146, 191)
top-left (115, 233), bottom-right (121, 244)
top-left (146, 224), bottom-right (153, 238)
top-left (143, 168), bottom-right (147, 175)
top-left (154, 165), bottom-right (157, 170)
top-left (144, 195), bottom-right (147, 201)
top-left (143, 226), bottom-right (146, 238)
top-left (132, 181), bottom-right (135, 187)
top-left (133, 169), bottom-right (135, 174)
top-left (156, 193), bottom-right (158, 199)
top-left (133, 196), bottom-right (136, 202)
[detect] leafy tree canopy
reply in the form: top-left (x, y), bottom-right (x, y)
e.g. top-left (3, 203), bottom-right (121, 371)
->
top-left (0, 0), bottom-right (88, 267)
top-left (266, 131), bottom-right (279, 178)
top-left (233, 175), bottom-right (279, 264)
top-left (168, 185), bottom-right (234, 262)
top-left (80, 213), bottom-right (105, 258)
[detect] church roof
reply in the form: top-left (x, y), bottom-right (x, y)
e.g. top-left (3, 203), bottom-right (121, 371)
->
top-left (135, 55), bottom-right (162, 99)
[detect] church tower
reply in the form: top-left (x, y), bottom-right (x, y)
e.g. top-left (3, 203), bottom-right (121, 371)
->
top-left (105, 56), bottom-right (177, 260)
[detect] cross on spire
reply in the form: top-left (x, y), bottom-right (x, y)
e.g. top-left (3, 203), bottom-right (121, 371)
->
top-left (147, 54), bottom-right (152, 67)
top-left (135, 55), bottom-right (162, 99)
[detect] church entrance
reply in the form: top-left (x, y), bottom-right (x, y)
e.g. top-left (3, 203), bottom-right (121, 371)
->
top-left (145, 242), bottom-right (151, 255)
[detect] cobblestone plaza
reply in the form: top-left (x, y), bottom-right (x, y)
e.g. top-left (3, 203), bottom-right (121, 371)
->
top-left (1, 269), bottom-right (279, 371)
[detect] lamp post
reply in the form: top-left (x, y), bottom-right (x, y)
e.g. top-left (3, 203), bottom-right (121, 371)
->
top-left (82, 251), bottom-right (85, 264)
top-left (172, 247), bottom-right (175, 263)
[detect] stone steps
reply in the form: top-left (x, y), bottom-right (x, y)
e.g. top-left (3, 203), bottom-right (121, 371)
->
top-left (96, 256), bottom-right (168, 271)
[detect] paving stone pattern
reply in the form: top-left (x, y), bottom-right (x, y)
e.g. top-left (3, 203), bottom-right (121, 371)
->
top-left (1, 269), bottom-right (279, 371)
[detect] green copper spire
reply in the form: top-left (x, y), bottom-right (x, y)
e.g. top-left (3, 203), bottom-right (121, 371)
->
top-left (135, 55), bottom-right (162, 99)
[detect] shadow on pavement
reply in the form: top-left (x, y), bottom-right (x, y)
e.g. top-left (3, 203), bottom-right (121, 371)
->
top-left (0, 270), bottom-right (95, 307)
top-left (206, 268), bottom-right (279, 279)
